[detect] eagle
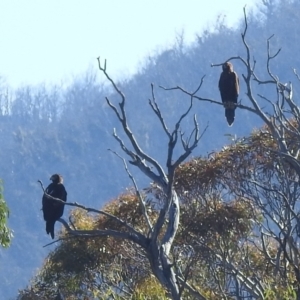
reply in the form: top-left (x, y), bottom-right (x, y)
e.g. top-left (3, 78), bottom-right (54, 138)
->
top-left (42, 174), bottom-right (67, 239)
top-left (218, 62), bottom-right (239, 126)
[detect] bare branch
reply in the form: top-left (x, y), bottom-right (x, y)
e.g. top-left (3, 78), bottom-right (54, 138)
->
top-left (38, 179), bottom-right (147, 245)
top-left (211, 56), bottom-right (248, 69)
top-left (109, 149), bottom-right (153, 234)
top-left (58, 218), bottom-right (145, 246)
top-left (98, 58), bottom-right (168, 188)
top-left (160, 75), bottom-right (206, 96)
top-left (161, 83), bottom-right (257, 114)
top-left (149, 83), bottom-right (171, 138)
top-left (176, 276), bottom-right (207, 300)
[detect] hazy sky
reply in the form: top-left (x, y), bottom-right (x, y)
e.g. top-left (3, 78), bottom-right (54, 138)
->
top-left (0, 0), bottom-right (260, 88)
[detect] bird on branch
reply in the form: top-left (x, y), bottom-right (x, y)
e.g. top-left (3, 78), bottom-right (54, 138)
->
top-left (42, 174), bottom-right (67, 239)
top-left (218, 62), bottom-right (240, 126)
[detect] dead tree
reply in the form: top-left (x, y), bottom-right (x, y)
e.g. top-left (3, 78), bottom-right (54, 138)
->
top-left (39, 58), bottom-right (207, 299)
top-left (162, 6), bottom-right (300, 299)
top-left (97, 59), bottom-right (209, 299)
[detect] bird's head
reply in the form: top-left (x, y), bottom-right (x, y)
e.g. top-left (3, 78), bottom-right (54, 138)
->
top-left (50, 174), bottom-right (63, 184)
top-left (222, 62), bottom-right (233, 72)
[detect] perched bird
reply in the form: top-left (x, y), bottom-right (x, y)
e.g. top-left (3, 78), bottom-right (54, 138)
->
top-left (42, 174), bottom-right (67, 239)
top-left (218, 62), bottom-right (240, 126)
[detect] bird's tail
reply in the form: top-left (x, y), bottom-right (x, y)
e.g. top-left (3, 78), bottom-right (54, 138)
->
top-left (46, 221), bottom-right (55, 239)
top-left (225, 108), bottom-right (235, 126)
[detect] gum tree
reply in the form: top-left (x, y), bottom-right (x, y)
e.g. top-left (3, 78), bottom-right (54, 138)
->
top-left (0, 181), bottom-right (11, 248)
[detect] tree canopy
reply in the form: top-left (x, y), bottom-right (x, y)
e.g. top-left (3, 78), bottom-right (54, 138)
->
top-left (0, 181), bottom-right (11, 248)
top-left (18, 124), bottom-right (300, 299)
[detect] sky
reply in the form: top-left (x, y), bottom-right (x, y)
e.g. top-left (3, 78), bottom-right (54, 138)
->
top-left (0, 0), bottom-right (260, 89)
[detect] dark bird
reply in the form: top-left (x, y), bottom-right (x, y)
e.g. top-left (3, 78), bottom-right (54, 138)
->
top-left (218, 62), bottom-right (239, 126)
top-left (42, 174), bottom-right (67, 239)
